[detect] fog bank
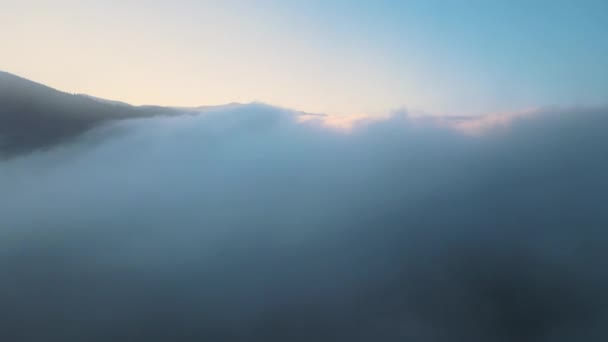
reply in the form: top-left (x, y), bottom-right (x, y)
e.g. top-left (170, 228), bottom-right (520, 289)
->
top-left (1, 104), bottom-right (607, 341)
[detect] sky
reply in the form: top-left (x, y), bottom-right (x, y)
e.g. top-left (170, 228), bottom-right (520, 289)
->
top-left (2, 0), bottom-right (607, 115)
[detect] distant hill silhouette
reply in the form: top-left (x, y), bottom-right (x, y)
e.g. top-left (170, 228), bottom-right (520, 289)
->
top-left (0, 71), bottom-right (183, 156)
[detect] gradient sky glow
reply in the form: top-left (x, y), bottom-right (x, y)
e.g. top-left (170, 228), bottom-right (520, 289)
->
top-left (2, 0), bottom-right (607, 115)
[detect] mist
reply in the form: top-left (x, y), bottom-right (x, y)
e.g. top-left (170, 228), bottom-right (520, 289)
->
top-left (1, 103), bottom-right (608, 341)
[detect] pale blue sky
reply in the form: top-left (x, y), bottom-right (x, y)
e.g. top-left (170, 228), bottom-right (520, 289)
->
top-left (2, 0), bottom-right (607, 115)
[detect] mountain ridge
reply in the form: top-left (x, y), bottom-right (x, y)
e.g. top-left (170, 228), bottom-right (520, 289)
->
top-left (0, 71), bottom-right (332, 157)
top-left (0, 71), bottom-right (187, 156)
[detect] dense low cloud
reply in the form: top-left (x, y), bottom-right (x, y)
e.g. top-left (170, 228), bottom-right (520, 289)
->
top-left (1, 104), bottom-right (608, 341)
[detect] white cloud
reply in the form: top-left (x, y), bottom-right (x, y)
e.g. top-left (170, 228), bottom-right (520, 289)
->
top-left (1, 104), bottom-right (607, 341)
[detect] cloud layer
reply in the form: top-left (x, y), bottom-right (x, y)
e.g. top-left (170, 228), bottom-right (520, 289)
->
top-left (1, 104), bottom-right (608, 341)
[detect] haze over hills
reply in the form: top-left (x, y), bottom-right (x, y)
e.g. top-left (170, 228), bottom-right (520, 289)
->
top-left (0, 71), bottom-right (188, 156)
top-left (0, 71), bottom-right (523, 158)
top-left (0, 72), bottom-right (325, 157)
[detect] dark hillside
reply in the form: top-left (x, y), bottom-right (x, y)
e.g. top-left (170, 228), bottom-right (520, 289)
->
top-left (0, 72), bottom-right (181, 156)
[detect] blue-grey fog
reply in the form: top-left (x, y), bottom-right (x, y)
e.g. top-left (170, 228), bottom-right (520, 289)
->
top-left (1, 97), bottom-right (608, 341)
